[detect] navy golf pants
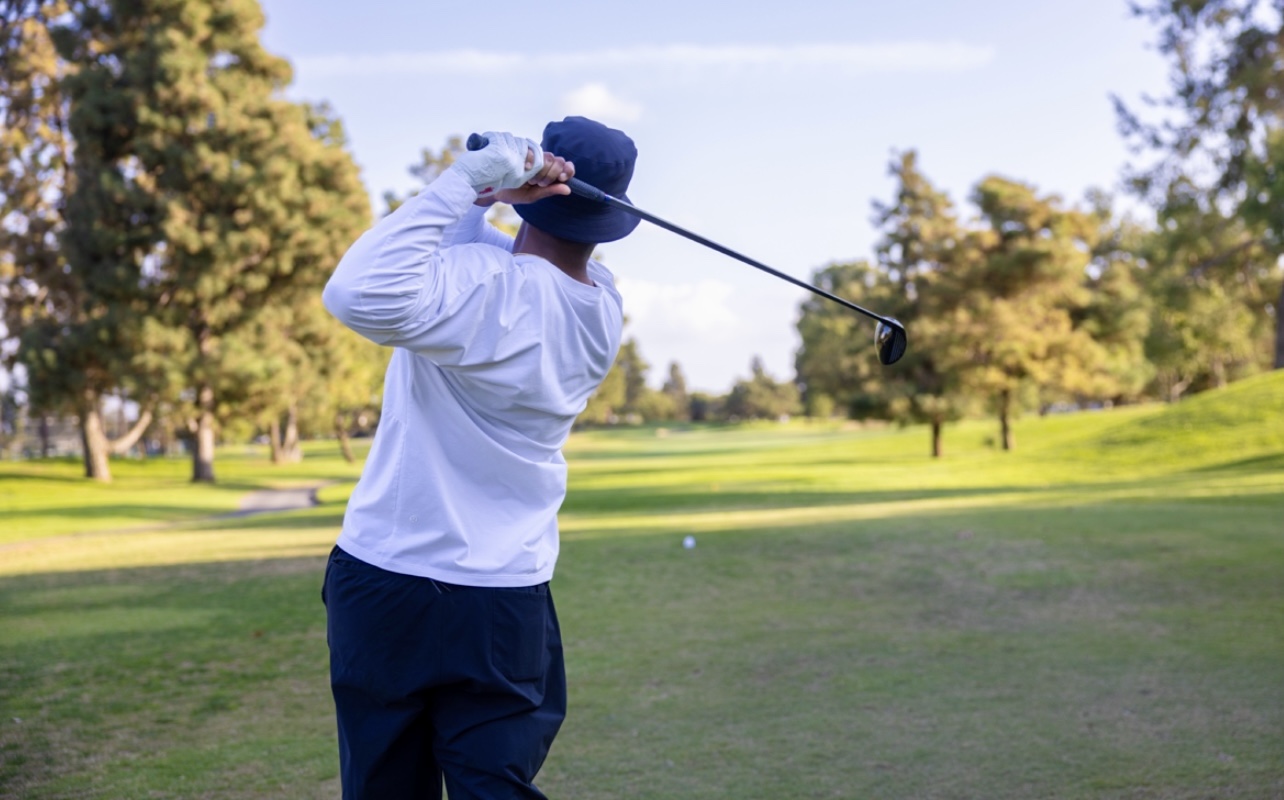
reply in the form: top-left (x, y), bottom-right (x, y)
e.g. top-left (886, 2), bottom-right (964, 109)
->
top-left (322, 546), bottom-right (566, 799)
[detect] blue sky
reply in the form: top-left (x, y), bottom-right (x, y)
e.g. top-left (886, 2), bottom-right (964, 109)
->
top-left (258, 0), bottom-right (1171, 393)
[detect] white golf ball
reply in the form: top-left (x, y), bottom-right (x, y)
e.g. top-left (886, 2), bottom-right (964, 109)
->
top-left (682, 535), bottom-right (696, 549)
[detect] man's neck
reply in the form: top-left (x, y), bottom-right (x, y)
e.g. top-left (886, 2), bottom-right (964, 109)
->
top-left (513, 224), bottom-right (596, 286)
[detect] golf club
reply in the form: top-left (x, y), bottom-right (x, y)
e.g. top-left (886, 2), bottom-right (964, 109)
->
top-left (467, 133), bottom-right (908, 366)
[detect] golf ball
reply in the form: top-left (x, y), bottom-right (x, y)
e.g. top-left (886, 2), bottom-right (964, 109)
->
top-left (682, 535), bottom-right (696, 549)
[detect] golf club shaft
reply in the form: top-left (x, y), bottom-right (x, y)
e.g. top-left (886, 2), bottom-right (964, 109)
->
top-left (466, 134), bottom-right (902, 330)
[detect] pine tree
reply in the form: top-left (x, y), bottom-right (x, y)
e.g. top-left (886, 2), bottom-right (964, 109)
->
top-left (55, 0), bottom-right (369, 481)
top-left (870, 151), bottom-right (974, 457)
top-left (2, 1), bottom-right (155, 481)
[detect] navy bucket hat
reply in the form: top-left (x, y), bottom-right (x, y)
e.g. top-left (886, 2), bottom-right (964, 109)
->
top-left (515, 116), bottom-right (640, 244)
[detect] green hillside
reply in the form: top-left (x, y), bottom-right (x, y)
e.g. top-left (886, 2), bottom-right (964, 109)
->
top-left (1087, 369), bottom-right (1284, 467)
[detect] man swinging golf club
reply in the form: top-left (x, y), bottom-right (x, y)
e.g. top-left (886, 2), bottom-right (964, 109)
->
top-left (321, 116), bottom-right (639, 799)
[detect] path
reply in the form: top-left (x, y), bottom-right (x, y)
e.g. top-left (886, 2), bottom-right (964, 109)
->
top-left (0, 483), bottom-right (334, 552)
top-left (225, 485), bottom-right (325, 517)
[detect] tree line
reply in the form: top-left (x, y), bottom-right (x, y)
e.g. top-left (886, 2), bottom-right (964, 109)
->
top-left (2, 0), bottom-right (377, 482)
top-left (2, 0), bottom-right (1281, 478)
top-left (795, 0), bottom-right (1284, 456)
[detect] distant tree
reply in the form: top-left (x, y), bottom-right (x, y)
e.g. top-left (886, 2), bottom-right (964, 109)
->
top-left (1136, 187), bottom-right (1277, 399)
top-left (1118, 0), bottom-right (1284, 367)
top-left (798, 154), bottom-right (972, 457)
top-left (578, 361), bottom-right (625, 426)
top-left (724, 356), bottom-right (800, 421)
top-left (1075, 192), bottom-right (1155, 405)
top-left (869, 151), bottom-right (975, 457)
top-left (661, 362), bottom-right (690, 422)
top-left (953, 177), bottom-right (1107, 451)
top-left (616, 338), bottom-right (650, 419)
top-left (796, 259), bottom-right (899, 419)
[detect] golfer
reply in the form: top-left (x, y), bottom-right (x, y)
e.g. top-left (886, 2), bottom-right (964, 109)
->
top-left (321, 117), bottom-right (639, 799)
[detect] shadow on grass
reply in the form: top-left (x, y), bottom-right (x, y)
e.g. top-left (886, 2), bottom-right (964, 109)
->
top-left (203, 507), bottom-right (347, 532)
top-left (0, 554), bottom-right (333, 798)
top-left (0, 468), bottom-right (100, 484)
top-left (10, 499), bottom-right (254, 523)
top-left (560, 484), bottom-right (1040, 514)
top-left (1191, 451), bottom-right (1284, 472)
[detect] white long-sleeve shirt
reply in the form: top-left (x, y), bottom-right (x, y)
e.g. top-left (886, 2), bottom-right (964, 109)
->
top-left (322, 169), bottom-right (624, 586)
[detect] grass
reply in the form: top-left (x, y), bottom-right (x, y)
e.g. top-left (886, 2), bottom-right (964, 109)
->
top-left (0, 440), bottom-right (370, 544)
top-left (1, 372), bottom-right (1282, 798)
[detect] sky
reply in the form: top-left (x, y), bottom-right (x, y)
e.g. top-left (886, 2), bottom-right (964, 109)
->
top-left (256, 0), bottom-right (1172, 393)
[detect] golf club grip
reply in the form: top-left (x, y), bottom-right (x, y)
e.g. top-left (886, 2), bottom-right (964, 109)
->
top-left (465, 133), bottom-right (606, 202)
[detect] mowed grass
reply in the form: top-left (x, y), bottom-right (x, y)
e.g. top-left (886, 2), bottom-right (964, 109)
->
top-left (1, 372), bottom-right (1282, 798)
top-left (0, 440), bottom-right (371, 544)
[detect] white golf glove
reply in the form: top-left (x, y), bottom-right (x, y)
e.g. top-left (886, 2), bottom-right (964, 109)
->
top-left (449, 131), bottom-right (544, 197)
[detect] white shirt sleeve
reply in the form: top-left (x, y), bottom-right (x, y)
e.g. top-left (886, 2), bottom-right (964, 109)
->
top-left (322, 169), bottom-right (524, 359)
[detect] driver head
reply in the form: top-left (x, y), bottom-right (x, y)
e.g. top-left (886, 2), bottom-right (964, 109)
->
top-left (876, 320), bottom-right (907, 365)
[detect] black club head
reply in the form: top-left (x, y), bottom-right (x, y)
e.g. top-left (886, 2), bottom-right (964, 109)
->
top-left (875, 320), bottom-right (907, 365)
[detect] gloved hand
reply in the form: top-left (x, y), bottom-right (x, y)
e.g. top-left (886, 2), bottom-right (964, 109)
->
top-left (448, 131), bottom-right (544, 197)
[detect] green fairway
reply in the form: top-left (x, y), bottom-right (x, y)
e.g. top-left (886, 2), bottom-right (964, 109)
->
top-left (1, 373), bottom-right (1282, 798)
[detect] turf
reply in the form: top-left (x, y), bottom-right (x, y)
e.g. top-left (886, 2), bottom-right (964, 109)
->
top-left (0, 441), bottom-right (370, 544)
top-left (1, 372), bottom-right (1281, 798)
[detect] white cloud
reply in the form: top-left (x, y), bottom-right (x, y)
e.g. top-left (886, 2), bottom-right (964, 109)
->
top-left (295, 42), bottom-right (995, 79)
top-left (560, 83), bottom-right (643, 125)
top-left (619, 277), bottom-right (739, 339)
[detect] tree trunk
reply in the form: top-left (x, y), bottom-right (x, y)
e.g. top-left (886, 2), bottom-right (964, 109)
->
top-left (1275, 281), bottom-right (1283, 369)
top-left (1210, 358), bottom-right (1227, 388)
top-left (79, 389), bottom-right (112, 482)
top-left (39, 415), bottom-right (51, 458)
top-left (268, 418), bottom-right (283, 463)
top-left (191, 384), bottom-right (216, 482)
top-left (108, 407), bottom-right (153, 456)
top-left (269, 406), bottom-right (302, 464)
top-left (999, 389), bottom-right (1014, 452)
top-left (931, 419), bottom-right (942, 458)
top-left (282, 403), bottom-right (301, 462)
top-left (335, 413), bottom-right (355, 464)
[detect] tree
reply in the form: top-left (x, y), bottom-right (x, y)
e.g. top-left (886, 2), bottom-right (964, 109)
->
top-left (801, 153), bottom-right (970, 457)
top-left (578, 360), bottom-right (624, 425)
top-left (796, 260), bottom-right (897, 420)
top-left (952, 177), bottom-right (1108, 450)
top-left (1118, 0), bottom-right (1284, 367)
top-left (724, 356), bottom-right (801, 421)
top-left (869, 151), bottom-right (975, 456)
top-left (615, 337), bottom-right (650, 420)
top-left (214, 107), bottom-right (377, 464)
top-left (55, 0), bottom-right (370, 482)
top-left (1136, 185), bottom-right (1276, 398)
top-left (796, 153), bottom-right (975, 456)
top-left (2, 1), bottom-right (155, 481)
top-left (1076, 193), bottom-right (1155, 405)
top-left (660, 362), bottom-right (690, 422)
